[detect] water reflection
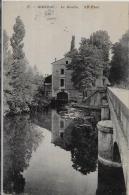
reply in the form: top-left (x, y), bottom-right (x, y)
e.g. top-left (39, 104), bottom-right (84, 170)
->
top-left (70, 123), bottom-right (98, 175)
top-left (51, 110), bottom-right (72, 149)
top-left (4, 115), bottom-right (43, 194)
top-left (51, 110), bottom-right (98, 175)
top-left (31, 110), bottom-right (52, 130)
top-left (3, 108), bottom-right (126, 195)
top-left (96, 162), bottom-right (126, 195)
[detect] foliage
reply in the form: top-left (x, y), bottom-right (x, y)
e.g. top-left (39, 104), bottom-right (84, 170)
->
top-left (65, 35), bottom-right (78, 58)
top-left (3, 16), bottom-right (47, 115)
top-left (109, 31), bottom-right (129, 87)
top-left (90, 30), bottom-right (111, 62)
top-left (3, 30), bottom-right (13, 114)
top-left (66, 31), bottom-right (111, 91)
top-left (63, 117), bottom-right (98, 175)
top-left (90, 30), bottom-right (111, 77)
top-left (53, 110), bottom-right (98, 175)
top-left (70, 35), bottom-right (75, 51)
top-left (31, 73), bottom-right (50, 112)
top-left (70, 124), bottom-right (98, 175)
top-left (67, 39), bottom-right (104, 91)
top-left (3, 115), bottom-right (43, 194)
top-left (8, 16), bottom-right (30, 113)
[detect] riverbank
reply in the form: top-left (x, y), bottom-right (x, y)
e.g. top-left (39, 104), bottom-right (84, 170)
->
top-left (4, 98), bottom-right (51, 116)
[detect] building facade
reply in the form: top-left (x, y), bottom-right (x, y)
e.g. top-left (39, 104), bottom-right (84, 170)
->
top-left (52, 57), bottom-right (82, 102)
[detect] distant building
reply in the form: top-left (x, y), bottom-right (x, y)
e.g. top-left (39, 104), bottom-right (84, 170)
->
top-left (51, 35), bottom-right (110, 102)
top-left (51, 56), bottom-right (82, 102)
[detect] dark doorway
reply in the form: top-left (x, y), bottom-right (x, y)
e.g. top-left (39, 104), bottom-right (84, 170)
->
top-left (57, 91), bottom-right (68, 103)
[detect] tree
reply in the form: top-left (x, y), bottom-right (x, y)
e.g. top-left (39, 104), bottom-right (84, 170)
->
top-left (67, 38), bottom-right (104, 91)
top-left (65, 36), bottom-right (78, 58)
top-left (9, 16), bottom-right (30, 113)
top-left (90, 30), bottom-right (111, 77)
top-left (119, 31), bottom-right (129, 85)
top-left (90, 30), bottom-right (111, 61)
top-left (3, 30), bottom-right (13, 114)
top-left (109, 42), bottom-right (122, 84)
top-left (66, 31), bottom-right (111, 92)
top-left (70, 35), bottom-right (75, 51)
top-left (109, 31), bottom-right (129, 87)
top-left (10, 16), bottom-right (25, 60)
top-left (3, 16), bottom-right (47, 115)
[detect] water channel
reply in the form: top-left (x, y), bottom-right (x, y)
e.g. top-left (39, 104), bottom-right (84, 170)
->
top-left (3, 106), bottom-right (126, 195)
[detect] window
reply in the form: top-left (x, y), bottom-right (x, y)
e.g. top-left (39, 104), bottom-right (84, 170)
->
top-left (60, 79), bottom-right (64, 87)
top-left (66, 61), bottom-right (68, 64)
top-left (61, 69), bottom-right (64, 74)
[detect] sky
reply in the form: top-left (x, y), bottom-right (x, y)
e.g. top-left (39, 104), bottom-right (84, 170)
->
top-left (3, 1), bottom-right (129, 75)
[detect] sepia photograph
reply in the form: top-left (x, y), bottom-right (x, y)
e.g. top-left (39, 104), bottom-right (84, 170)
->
top-left (2, 1), bottom-right (129, 195)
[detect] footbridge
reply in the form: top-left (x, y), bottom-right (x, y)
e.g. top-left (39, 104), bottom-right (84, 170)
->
top-left (82, 87), bottom-right (129, 194)
top-left (107, 87), bottom-right (129, 195)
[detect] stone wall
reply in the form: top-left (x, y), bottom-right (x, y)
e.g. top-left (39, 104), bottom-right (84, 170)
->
top-left (107, 87), bottom-right (129, 194)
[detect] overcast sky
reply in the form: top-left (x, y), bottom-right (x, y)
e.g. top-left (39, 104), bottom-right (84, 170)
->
top-left (3, 1), bottom-right (129, 75)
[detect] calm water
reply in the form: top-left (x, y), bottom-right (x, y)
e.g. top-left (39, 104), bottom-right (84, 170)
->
top-left (3, 107), bottom-right (126, 195)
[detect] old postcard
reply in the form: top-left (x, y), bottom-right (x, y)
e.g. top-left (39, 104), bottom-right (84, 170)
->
top-left (2, 1), bottom-right (129, 195)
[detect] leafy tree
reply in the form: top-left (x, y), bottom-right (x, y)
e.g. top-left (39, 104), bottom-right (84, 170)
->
top-left (90, 30), bottom-right (111, 77)
top-left (65, 36), bottom-right (78, 58)
top-left (109, 31), bottom-right (129, 87)
top-left (66, 31), bottom-right (111, 92)
top-left (70, 35), bottom-right (75, 51)
top-left (109, 42), bottom-right (123, 84)
top-left (3, 30), bottom-right (13, 114)
top-left (10, 16), bottom-right (25, 60)
top-left (19, 63), bottom-right (46, 111)
top-left (67, 38), bottom-right (104, 91)
top-left (3, 16), bottom-right (48, 115)
top-left (120, 31), bottom-right (129, 83)
top-left (90, 30), bottom-right (111, 62)
top-left (8, 16), bottom-right (44, 113)
top-left (8, 16), bottom-right (28, 113)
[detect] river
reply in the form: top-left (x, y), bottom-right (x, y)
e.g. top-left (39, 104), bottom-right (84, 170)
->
top-left (3, 106), bottom-right (126, 195)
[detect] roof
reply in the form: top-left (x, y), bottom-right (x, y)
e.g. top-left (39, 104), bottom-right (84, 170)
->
top-left (51, 57), bottom-right (71, 65)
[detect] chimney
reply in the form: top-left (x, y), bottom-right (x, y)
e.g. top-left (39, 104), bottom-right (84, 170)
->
top-left (55, 58), bottom-right (57, 62)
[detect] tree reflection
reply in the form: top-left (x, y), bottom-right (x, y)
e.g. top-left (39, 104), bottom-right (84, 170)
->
top-left (70, 120), bottom-right (98, 175)
top-left (96, 162), bottom-right (126, 195)
top-left (56, 116), bottom-right (98, 175)
top-left (3, 115), bottom-right (43, 194)
top-left (51, 109), bottom-right (98, 175)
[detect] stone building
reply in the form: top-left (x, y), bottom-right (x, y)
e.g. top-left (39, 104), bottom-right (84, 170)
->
top-left (52, 56), bottom-right (82, 102)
